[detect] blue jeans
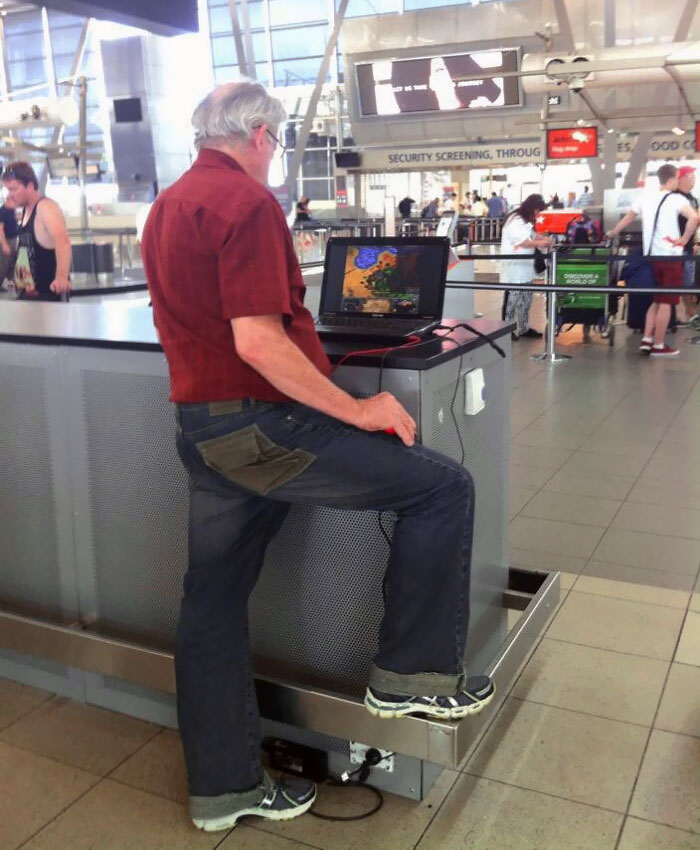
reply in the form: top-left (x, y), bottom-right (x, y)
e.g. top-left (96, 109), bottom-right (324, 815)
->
top-left (174, 399), bottom-right (475, 815)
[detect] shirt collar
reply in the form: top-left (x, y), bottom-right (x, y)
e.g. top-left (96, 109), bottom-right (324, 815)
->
top-left (195, 147), bottom-right (246, 174)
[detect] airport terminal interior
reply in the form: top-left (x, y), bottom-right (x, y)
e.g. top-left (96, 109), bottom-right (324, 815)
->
top-left (0, 0), bottom-right (699, 848)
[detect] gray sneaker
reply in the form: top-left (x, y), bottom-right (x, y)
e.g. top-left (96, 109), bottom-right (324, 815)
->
top-left (364, 675), bottom-right (495, 720)
top-left (192, 774), bottom-right (316, 833)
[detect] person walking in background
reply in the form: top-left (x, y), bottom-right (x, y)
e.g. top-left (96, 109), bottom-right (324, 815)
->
top-left (487, 192), bottom-right (503, 218)
top-left (500, 194), bottom-right (552, 340)
top-left (1, 161), bottom-right (71, 301)
top-left (606, 162), bottom-right (697, 357)
top-left (499, 189), bottom-right (509, 215)
top-left (398, 196), bottom-right (415, 218)
top-left (294, 196), bottom-right (311, 225)
top-left (566, 190), bottom-right (577, 208)
top-left (673, 165), bottom-right (699, 326)
top-left (576, 185), bottom-right (593, 208)
top-left (471, 194), bottom-right (488, 216)
top-left (0, 194), bottom-right (18, 287)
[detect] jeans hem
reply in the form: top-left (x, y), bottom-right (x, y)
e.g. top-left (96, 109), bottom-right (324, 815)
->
top-left (189, 774), bottom-right (269, 820)
top-left (368, 663), bottom-right (463, 697)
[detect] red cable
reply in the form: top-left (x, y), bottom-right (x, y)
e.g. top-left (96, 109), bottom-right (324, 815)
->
top-left (332, 334), bottom-right (422, 371)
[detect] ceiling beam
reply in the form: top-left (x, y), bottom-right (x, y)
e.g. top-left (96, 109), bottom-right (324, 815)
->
top-left (675, 0), bottom-right (699, 41)
top-left (552, 0), bottom-right (575, 52)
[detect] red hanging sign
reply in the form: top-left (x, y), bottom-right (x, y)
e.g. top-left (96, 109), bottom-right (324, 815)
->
top-left (695, 121), bottom-right (700, 152)
top-left (547, 127), bottom-right (599, 159)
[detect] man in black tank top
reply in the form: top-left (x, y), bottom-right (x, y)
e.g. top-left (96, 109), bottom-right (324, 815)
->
top-left (1, 161), bottom-right (72, 301)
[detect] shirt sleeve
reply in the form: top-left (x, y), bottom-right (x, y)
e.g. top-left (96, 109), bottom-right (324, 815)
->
top-left (215, 197), bottom-right (293, 320)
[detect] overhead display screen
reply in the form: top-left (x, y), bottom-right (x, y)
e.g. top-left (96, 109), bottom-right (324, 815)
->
top-left (355, 50), bottom-right (521, 117)
top-left (547, 127), bottom-right (599, 160)
top-left (26, 1), bottom-right (198, 35)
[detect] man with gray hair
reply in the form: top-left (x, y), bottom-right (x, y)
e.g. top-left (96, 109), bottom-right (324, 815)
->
top-left (142, 81), bottom-right (493, 834)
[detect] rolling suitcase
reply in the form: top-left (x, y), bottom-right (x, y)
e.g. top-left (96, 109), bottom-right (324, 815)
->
top-left (621, 250), bottom-right (653, 331)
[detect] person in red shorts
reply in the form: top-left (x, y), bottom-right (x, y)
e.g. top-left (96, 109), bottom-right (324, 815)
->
top-left (607, 163), bottom-right (697, 356)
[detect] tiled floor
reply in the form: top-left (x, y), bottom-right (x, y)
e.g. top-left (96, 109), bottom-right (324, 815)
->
top-left (1, 295), bottom-right (699, 850)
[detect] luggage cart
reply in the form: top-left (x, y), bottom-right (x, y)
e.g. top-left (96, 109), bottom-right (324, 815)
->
top-left (555, 245), bottom-right (618, 346)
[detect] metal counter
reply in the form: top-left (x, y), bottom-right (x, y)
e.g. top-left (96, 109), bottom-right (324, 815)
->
top-left (0, 301), bottom-right (558, 799)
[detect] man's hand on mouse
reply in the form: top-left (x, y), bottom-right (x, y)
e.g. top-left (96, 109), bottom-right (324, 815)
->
top-left (354, 392), bottom-right (416, 446)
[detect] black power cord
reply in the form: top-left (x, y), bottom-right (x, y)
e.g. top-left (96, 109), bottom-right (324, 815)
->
top-left (309, 748), bottom-right (395, 822)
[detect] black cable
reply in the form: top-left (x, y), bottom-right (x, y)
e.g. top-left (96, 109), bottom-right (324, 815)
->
top-left (309, 780), bottom-right (384, 821)
top-left (309, 749), bottom-right (395, 822)
top-left (436, 322), bottom-right (506, 359)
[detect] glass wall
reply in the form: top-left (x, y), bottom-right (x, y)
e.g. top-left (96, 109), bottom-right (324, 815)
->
top-left (0, 6), bottom-right (104, 174)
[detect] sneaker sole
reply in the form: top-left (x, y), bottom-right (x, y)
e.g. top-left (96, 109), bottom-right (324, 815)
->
top-left (364, 686), bottom-right (495, 721)
top-left (649, 351), bottom-right (680, 357)
top-left (192, 792), bottom-right (316, 833)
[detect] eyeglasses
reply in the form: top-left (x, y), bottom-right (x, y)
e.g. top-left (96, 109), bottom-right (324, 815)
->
top-left (265, 128), bottom-right (287, 153)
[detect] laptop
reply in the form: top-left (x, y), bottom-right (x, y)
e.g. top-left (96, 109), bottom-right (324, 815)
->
top-left (314, 236), bottom-right (450, 341)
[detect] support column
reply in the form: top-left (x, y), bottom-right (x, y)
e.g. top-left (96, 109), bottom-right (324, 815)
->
top-left (623, 133), bottom-right (653, 188)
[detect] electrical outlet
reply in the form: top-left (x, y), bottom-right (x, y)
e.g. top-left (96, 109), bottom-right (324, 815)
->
top-left (349, 742), bottom-right (395, 773)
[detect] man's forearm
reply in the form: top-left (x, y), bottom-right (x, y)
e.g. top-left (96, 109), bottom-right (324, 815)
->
top-left (241, 328), bottom-right (361, 425)
top-left (55, 237), bottom-right (72, 280)
top-left (681, 216), bottom-right (698, 247)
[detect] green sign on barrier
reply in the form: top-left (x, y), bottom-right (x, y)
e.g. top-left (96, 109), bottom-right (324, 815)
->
top-left (556, 262), bottom-right (607, 311)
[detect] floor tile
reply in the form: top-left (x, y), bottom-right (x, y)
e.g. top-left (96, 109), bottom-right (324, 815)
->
top-left (644, 459), bottom-right (700, 485)
top-left (656, 663), bottom-right (700, 738)
top-left (630, 729), bottom-right (700, 833)
top-left (510, 463), bottom-right (555, 490)
top-left (577, 435), bottom-right (658, 460)
top-left (0, 741), bottom-right (98, 850)
top-left (512, 638), bottom-right (668, 725)
top-left (547, 592), bottom-right (685, 660)
top-left (416, 774), bottom-right (621, 850)
top-left (559, 571), bottom-right (578, 590)
top-left (509, 443), bottom-right (573, 471)
top-left (612, 502), bottom-right (700, 541)
top-left (0, 678), bottom-right (52, 731)
top-left (510, 517), bottom-right (605, 560)
top-left (509, 486), bottom-right (537, 519)
top-left (465, 699), bottom-right (647, 811)
top-left (110, 729), bottom-right (188, 805)
top-left (0, 697), bottom-right (159, 776)
top-left (675, 612), bottom-right (700, 666)
top-left (691, 593), bottom-right (700, 613)
top-left (591, 528), bottom-right (700, 575)
top-left (22, 780), bottom-right (218, 850)
top-left (626, 479), bottom-right (700, 513)
top-left (583, 560), bottom-right (697, 592)
top-left (220, 824), bottom-right (322, 849)
top-left (574, 574), bottom-right (691, 608)
top-left (520, 490), bottom-right (622, 527)
top-left (543, 469), bottom-right (635, 500)
top-left (254, 768), bottom-right (457, 850)
top-left (557, 450), bottom-right (650, 480)
top-left (511, 426), bottom-right (591, 450)
top-left (509, 547), bottom-right (587, 575)
top-left (618, 818), bottom-right (700, 850)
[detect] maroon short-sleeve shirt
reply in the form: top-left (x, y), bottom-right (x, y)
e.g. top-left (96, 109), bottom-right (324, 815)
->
top-left (141, 148), bottom-right (331, 402)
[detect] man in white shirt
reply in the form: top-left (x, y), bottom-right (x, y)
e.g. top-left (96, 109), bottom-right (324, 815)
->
top-left (606, 163), bottom-right (698, 356)
top-left (576, 186), bottom-right (593, 208)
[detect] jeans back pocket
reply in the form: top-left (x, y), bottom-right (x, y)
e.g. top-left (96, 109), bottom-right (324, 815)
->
top-left (195, 424), bottom-right (315, 496)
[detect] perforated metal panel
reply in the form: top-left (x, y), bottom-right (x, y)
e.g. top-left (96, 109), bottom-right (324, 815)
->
top-left (251, 508), bottom-right (394, 696)
top-left (80, 370), bottom-right (188, 641)
top-left (0, 362), bottom-right (62, 611)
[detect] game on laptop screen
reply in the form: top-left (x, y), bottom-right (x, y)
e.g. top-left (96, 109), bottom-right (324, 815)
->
top-left (322, 241), bottom-right (446, 318)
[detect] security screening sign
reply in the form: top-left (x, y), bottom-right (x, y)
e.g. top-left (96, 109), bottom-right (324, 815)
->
top-left (547, 127), bottom-right (599, 160)
top-left (346, 133), bottom-right (699, 172)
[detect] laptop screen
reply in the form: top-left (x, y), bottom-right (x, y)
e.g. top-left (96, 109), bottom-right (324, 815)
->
top-left (320, 237), bottom-right (449, 319)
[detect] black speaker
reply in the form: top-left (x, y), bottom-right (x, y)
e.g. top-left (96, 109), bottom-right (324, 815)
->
top-left (334, 151), bottom-right (360, 168)
top-left (113, 97), bottom-right (143, 123)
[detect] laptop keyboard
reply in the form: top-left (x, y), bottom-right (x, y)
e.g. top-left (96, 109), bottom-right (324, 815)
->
top-left (318, 316), bottom-right (420, 330)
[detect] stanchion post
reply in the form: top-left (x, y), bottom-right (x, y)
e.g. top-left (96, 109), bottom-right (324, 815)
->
top-left (532, 247), bottom-right (572, 364)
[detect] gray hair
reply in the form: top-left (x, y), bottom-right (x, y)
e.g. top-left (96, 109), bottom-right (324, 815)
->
top-left (192, 80), bottom-right (287, 150)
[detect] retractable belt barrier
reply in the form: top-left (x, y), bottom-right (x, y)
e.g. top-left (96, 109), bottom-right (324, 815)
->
top-left (454, 247), bottom-right (698, 363)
